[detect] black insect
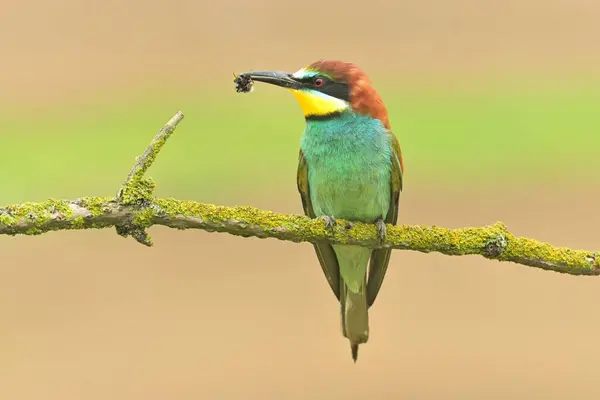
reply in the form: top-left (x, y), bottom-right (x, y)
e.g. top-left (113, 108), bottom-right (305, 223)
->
top-left (234, 73), bottom-right (254, 93)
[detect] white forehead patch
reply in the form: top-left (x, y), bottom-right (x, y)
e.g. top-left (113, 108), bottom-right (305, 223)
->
top-left (292, 68), bottom-right (317, 79)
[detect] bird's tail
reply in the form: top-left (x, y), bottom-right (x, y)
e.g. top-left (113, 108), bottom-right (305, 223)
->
top-left (340, 275), bottom-right (369, 363)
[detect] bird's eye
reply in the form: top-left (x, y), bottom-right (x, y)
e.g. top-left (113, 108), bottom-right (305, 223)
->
top-left (313, 78), bottom-right (324, 87)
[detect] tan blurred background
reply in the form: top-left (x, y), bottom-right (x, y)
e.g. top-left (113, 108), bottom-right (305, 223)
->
top-left (1, 1), bottom-right (600, 399)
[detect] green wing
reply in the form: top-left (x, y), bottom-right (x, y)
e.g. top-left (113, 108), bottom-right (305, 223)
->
top-left (366, 132), bottom-right (403, 307)
top-left (297, 149), bottom-right (341, 301)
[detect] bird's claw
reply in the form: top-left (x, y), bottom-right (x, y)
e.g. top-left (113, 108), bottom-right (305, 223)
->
top-left (376, 218), bottom-right (387, 244)
top-left (319, 215), bottom-right (337, 235)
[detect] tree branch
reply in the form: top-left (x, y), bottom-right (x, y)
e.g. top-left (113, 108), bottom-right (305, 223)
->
top-left (114, 111), bottom-right (184, 246)
top-left (119, 111), bottom-right (184, 198)
top-left (0, 112), bottom-right (597, 276)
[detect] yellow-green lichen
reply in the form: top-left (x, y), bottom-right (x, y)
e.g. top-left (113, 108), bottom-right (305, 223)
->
top-left (346, 222), bottom-right (378, 242)
top-left (0, 197), bottom-right (122, 235)
top-left (117, 114), bottom-right (180, 208)
top-left (71, 216), bottom-right (86, 229)
top-left (1, 193), bottom-right (598, 276)
top-left (0, 199), bottom-right (74, 228)
top-left (132, 207), bottom-right (155, 228)
top-left (499, 234), bottom-right (598, 274)
top-left (76, 197), bottom-right (112, 216)
top-left (153, 199), bottom-right (334, 238)
top-left (119, 178), bottom-right (156, 205)
top-left (120, 178), bottom-right (156, 205)
top-left (0, 212), bottom-right (14, 226)
top-left (150, 200), bottom-right (514, 253)
top-left (143, 132), bottom-right (170, 174)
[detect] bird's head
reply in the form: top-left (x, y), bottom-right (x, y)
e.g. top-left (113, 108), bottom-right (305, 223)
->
top-left (238, 60), bottom-right (390, 128)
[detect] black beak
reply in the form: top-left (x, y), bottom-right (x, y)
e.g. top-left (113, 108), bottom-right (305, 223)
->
top-left (236, 70), bottom-right (302, 90)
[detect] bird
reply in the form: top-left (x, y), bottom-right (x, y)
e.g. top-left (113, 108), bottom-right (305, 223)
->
top-left (235, 60), bottom-right (404, 362)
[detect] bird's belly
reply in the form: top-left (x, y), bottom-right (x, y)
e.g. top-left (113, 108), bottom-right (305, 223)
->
top-left (309, 165), bottom-right (391, 222)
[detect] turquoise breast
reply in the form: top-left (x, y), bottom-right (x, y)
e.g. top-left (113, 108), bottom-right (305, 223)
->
top-left (300, 111), bottom-right (392, 222)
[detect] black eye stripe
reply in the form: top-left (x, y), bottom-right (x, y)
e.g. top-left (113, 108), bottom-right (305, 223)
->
top-left (320, 82), bottom-right (350, 102)
top-left (298, 76), bottom-right (327, 84)
top-left (296, 75), bottom-right (350, 102)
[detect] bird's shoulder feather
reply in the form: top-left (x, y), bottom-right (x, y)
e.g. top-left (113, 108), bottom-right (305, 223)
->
top-left (366, 129), bottom-right (403, 306)
top-left (297, 149), bottom-right (341, 300)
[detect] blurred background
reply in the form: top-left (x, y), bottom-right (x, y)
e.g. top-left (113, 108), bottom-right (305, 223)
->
top-left (1, 0), bottom-right (599, 399)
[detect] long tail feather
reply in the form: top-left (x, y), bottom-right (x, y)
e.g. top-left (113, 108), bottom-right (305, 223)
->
top-left (340, 276), bottom-right (369, 362)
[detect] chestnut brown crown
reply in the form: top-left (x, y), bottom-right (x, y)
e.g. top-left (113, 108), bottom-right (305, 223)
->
top-left (308, 59), bottom-right (391, 129)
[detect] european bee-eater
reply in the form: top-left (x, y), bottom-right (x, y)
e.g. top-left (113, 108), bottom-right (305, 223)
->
top-left (235, 60), bottom-right (404, 362)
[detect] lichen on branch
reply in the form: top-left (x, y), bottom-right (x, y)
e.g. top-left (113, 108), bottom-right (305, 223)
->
top-left (114, 111), bottom-right (184, 245)
top-left (0, 110), bottom-right (597, 276)
top-left (0, 196), bottom-right (598, 275)
top-left (118, 111), bottom-right (184, 206)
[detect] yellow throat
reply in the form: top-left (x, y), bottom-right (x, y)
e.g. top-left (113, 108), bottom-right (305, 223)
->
top-left (289, 89), bottom-right (349, 117)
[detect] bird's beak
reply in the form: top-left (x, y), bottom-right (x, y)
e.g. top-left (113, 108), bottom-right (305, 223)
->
top-left (237, 71), bottom-right (302, 90)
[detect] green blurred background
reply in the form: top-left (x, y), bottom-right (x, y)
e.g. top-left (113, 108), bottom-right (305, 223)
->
top-left (1, 1), bottom-right (599, 399)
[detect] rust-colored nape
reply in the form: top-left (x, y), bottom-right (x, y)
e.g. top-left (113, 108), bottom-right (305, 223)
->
top-left (308, 59), bottom-right (391, 130)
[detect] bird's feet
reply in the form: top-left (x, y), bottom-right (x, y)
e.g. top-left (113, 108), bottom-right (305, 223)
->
top-left (376, 217), bottom-right (387, 244)
top-left (319, 215), bottom-right (337, 235)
